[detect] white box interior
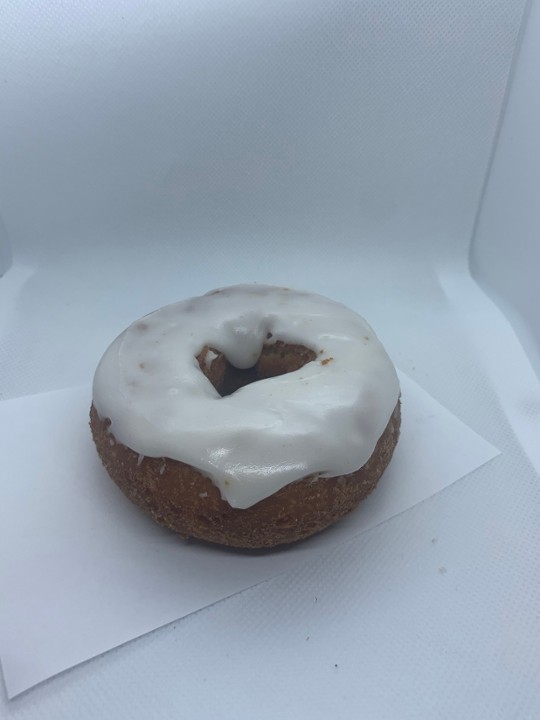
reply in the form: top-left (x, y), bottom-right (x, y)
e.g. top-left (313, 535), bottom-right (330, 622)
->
top-left (1, 1), bottom-right (539, 717)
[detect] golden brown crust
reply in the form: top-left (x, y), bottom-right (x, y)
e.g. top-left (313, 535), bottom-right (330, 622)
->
top-left (90, 340), bottom-right (400, 548)
top-left (90, 402), bottom-right (400, 549)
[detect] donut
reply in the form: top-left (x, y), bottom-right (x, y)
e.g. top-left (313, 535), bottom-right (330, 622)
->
top-left (90, 285), bottom-right (401, 548)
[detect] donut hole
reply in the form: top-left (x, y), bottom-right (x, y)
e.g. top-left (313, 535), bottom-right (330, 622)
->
top-left (197, 341), bottom-right (317, 397)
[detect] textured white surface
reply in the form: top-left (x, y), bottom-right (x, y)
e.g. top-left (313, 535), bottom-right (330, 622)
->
top-left (0, 374), bottom-right (498, 697)
top-left (1, 0), bottom-right (539, 717)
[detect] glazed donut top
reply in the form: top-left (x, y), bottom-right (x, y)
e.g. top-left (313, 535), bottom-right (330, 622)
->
top-left (93, 285), bottom-right (400, 509)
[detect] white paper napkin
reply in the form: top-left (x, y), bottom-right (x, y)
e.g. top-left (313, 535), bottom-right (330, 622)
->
top-left (0, 373), bottom-right (499, 697)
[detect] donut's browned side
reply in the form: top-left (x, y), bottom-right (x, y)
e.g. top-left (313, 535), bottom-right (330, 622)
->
top-left (90, 342), bottom-right (401, 549)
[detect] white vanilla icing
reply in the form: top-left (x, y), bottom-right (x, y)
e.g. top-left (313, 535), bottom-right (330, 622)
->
top-left (204, 349), bottom-right (218, 369)
top-left (92, 285), bottom-right (400, 509)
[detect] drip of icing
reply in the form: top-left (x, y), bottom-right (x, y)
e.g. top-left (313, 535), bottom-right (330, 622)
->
top-left (204, 349), bottom-right (218, 369)
top-left (92, 285), bottom-right (400, 509)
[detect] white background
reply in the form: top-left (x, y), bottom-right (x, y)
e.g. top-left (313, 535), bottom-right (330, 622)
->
top-left (1, 0), bottom-right (539, 718)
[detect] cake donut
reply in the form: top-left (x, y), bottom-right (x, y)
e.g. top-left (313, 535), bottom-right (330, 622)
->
top-left (90, 285), bottom-right (401, 548)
